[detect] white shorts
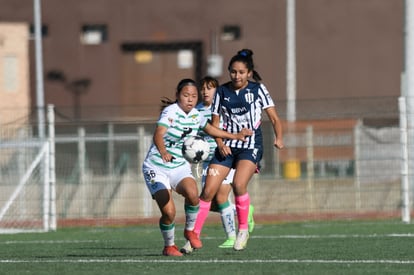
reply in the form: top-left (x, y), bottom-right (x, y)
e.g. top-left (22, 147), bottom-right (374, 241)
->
top-left (201, 161), bottom-right (235, 188)
top-left (142, 160), bottom-right (195, 196)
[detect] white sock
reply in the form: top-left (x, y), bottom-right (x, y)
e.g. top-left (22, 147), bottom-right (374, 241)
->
top-left (220, 203), bottom-right (237, 239)
top-left (160, 223), bottom-right (175, 246)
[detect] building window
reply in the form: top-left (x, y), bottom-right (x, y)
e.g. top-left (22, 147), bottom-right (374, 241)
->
top-left (221, 25), bottom-right (241, 41)
top-left (29, 24), bottom-right (48, 38)
top-left (80, 24), bottom-right (107, 45)
top-left (177, 50), bottom-right (193, 69)
top-left (3, 55), bottom-right (18, 93)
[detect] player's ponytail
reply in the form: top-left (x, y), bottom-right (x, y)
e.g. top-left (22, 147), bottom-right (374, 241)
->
top-left (160, 96), bottom-right (175, 111)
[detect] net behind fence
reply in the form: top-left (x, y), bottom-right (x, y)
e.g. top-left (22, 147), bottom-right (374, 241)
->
top-left (0, 140), bottom-right (51, 233)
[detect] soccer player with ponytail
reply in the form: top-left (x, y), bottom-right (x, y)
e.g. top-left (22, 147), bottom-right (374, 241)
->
top-left (191, 49), bottom-right (284, 251)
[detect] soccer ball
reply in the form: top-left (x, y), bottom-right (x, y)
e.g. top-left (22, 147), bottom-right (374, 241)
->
top-left (182, 136), bottom-right (210, 163)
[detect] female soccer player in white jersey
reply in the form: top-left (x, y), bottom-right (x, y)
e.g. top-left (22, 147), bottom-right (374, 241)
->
top-left (181, 76), bottom-right (255, 254)
top-left (142, 78), bottom-right (252, 256)
top-left (190, 49), bottom-right (284, 251)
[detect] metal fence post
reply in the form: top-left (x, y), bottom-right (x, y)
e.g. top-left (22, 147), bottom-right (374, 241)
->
top-left (354, 120), bottom-right (362, 211)
top-left (78, 127), bottom-right (86, 215)
top-left (399, 96), bottom-right (411, 223)
top-left (306, 125), bottom-right (314, 211)
top-left (47, 104), bottom-right (56, 230)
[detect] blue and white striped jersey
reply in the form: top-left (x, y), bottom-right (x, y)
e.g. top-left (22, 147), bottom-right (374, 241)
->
top-left (145, 103), bottom-right (208, 168)
top-left (196, 102), bottom-right (217, 162)
top-left (211, 81), bottom-right (275, 149)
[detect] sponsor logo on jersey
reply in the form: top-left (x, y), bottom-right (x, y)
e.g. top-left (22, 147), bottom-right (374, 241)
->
top-left (231, 106), bottom-right (248, 114)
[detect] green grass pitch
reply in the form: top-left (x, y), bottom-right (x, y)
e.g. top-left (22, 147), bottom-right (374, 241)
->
top-left (0, 220), bottom-right (413, 274)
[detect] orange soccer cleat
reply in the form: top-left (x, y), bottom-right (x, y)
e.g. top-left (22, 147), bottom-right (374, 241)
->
top-left (184, 230), bottom-right (202, 249)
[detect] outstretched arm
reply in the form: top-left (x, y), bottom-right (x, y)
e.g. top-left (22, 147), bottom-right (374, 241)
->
top-left (203, 119), bottom-right (252, 142)
top-left (265, 107), bottom-right (284, 149)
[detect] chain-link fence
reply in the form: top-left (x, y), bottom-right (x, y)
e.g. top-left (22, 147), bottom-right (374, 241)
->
top-left (0, 98), bottom-right (411, 227)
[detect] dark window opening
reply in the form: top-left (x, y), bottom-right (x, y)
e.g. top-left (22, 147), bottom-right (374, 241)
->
top-left (29, 24), bottom-right (48, 37)
top-left (221, 25), bottom-right (241, 41)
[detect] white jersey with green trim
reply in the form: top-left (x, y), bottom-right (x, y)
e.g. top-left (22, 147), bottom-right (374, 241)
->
top-left (144, 103), bottom-right (208, 169)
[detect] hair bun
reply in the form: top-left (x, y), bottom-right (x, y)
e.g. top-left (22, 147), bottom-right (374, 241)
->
top-left (238, 49), bottom-right (253, 57)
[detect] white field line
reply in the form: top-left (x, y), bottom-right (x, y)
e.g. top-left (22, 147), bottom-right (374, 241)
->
top-left (250, 233), bottom-right (414, 239)
top-left (1, 234), bottom-right (414, 265)
top-left (1, 233), bottom-right (414, 245)
top-left (0, 259), bottom-right (414, 264)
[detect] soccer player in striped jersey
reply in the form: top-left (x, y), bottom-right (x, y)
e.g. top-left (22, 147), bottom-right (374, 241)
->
top-left (181, 76), bottom-right (255, 254)
top-left (142, 78), bottom-right (252, 256)
top-left (190, 49), bottom-right (284, 251)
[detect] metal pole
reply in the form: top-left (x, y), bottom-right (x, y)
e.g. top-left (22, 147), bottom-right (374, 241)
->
top-left (34, 0), bottom-right (45, 139)
top-left (286, 0), bottom-right (296, 122)
top-left (78, 127), bottom-right (86, 215)
top-left (43, 140), bottom-right (50, 231)
top-left (306, 125), bottom-right (314, 211)
top-left (399, 97), bottom-right (410, 223)
top-left (108, 123), bottom-right (114, 175)
top-left (286, 0), bottom-right (298, 164)
top-left (354, 120), bottom-right (362, 211)
top-left (403, 0), bottom-right (413, 223)
top-left (47, 105), bottom-right (57, 230)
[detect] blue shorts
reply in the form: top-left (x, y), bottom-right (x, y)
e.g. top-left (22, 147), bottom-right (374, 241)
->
top-left (209, 147), bottom-right (263, 169)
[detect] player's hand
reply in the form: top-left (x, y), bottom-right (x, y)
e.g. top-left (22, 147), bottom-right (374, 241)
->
top-left (218, 145), bottom-right (232, 157)
top-left (235, 128), bottom-right (253, 141)
top-left (274, 137), bottom-right (284, 149)
top-left (160, 151), bottom-right (174, 162)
